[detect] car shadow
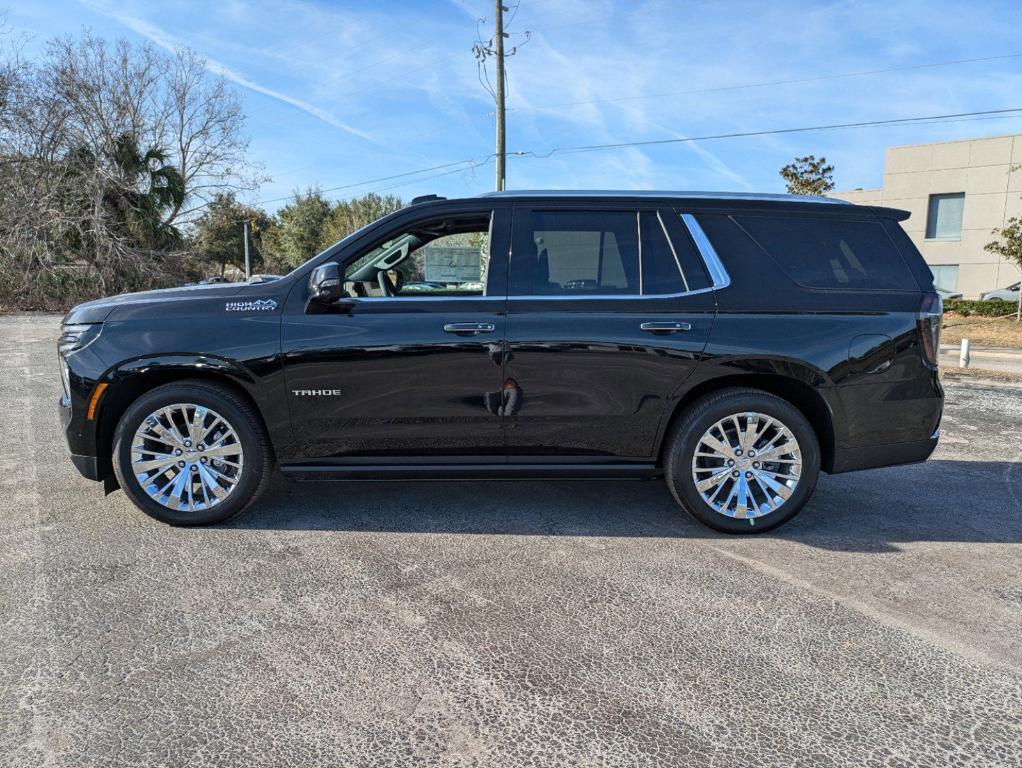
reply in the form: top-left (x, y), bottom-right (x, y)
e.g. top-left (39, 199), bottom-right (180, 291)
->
top-left (229, 459), bottom-right (1022, 552)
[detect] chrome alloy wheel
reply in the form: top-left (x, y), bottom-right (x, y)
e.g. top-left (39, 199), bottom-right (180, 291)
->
top-left (691, 412), bottom-right (802, 519)
top-left (130, 404), bottom-right (244, 512)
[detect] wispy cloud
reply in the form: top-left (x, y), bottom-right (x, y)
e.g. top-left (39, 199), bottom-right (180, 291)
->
top-left (77, 0), bottom-right (378, 143)
top-left (39, 0), bottom-right (1022, 203)
top-left (671, 134), bottom-right (756, 192)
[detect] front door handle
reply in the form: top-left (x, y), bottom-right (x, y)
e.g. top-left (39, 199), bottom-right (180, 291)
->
top-left (443, 322), bottom-right (496, 335)
top-left (640, 321), bottom-right (692, 333)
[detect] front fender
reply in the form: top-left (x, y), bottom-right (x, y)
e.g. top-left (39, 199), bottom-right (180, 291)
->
top-left (84, 352), bottom-right (290, 481)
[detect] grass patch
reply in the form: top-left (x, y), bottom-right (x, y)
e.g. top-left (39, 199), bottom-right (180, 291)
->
top-left (941, 367), bottom-right (1022, 385)
top-left (941, 312), bottom-right (1022, 350)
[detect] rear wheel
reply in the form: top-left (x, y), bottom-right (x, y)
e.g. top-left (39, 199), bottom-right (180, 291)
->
top-left (664, 388), bottom-right (820, 534)
top-left (112, 381), bottom-right (273, 525)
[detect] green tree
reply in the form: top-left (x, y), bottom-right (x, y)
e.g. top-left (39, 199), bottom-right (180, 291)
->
top-left (779, 155), bottom-right (835, 196)
top-left (262, 188), bottom-right (332, 270)
top-left (321, 193), bottom-right (403, 248)
top-left (984, 216), bottom-right (1022, 321)
top-left (193, 192), bottom-right (270, 276)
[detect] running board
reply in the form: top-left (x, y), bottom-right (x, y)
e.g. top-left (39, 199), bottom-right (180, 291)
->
top-left (279, 462), bottom-right (659, 482)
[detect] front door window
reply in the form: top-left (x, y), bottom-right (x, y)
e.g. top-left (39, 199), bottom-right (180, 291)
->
top-left (343, 214), bottom-right (492, 298)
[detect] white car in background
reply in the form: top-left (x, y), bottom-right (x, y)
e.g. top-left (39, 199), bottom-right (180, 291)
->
top-left (980, 282), bottom-right (1020, 301)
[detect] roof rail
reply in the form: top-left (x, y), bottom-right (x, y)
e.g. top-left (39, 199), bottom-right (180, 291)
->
top-left (410, 194), bottom-right (446, 205)
top-left (477, 190), bottom-right (851, 205)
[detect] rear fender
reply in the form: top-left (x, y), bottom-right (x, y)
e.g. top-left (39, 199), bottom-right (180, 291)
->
top-left (656, 356), bottom-right (840, 472)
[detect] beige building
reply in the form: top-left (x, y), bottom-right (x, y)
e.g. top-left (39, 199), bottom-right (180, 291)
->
top-left (831, 134), bottom-right (1022, 298)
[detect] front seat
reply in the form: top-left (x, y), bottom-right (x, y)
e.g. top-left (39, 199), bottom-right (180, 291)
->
top-left (511, 237), bottom-right (557, 295)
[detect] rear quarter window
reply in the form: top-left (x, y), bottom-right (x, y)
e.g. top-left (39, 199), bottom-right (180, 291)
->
top-left (732, 215), bottom-right (919, 291)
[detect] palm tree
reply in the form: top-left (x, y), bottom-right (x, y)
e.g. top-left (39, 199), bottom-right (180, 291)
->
top-left (106, 133), bottom-right (185, 250)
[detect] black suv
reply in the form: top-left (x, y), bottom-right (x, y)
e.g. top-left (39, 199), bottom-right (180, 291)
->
top-left (58, 191), bottom-right (943, 533)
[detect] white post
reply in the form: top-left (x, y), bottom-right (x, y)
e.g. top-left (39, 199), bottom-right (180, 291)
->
top-left (243, 218), bottom-right (251, 282)
top-left (959, 337), bottom-right (971, 369)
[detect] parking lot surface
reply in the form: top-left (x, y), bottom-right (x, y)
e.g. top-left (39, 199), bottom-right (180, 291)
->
top-left (2, 314), bottom-right (1021, 767)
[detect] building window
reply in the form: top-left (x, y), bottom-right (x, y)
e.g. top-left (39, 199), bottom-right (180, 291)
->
top-left (925, 193), bottom-right (965, 240)
top-left (930, 264), bottom-right (959, 292)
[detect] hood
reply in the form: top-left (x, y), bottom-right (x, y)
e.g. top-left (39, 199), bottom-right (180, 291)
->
top-left (62, 282), bottom-right (251, 324)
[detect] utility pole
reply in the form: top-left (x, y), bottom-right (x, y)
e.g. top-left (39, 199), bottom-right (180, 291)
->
top-left (242, 218), bottom-right (251, 281)
top-left (474, 4), bottom-right (527, 191)
top-left (494, 0), bottom-right (507, 191)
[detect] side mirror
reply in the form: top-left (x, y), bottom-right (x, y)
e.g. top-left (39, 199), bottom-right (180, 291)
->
top-left (308, 263), bottom-right (343, 303)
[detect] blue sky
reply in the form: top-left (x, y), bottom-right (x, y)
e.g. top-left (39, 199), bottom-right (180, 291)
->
top-left (8, 0), bottom-right (1022, 211)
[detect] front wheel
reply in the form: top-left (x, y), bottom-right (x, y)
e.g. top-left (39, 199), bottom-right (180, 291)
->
top-left (112, 381), bottom-right (273, 525)
top-left (664, 388), bottom-right (820, 534)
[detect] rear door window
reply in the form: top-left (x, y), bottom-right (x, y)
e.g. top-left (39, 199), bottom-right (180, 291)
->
top-left (509, 208), bottom-right (712, 297)
top-left (510, 210), bottom-right (639, 296)
top-left (732, 215), bottom-right (918, 291)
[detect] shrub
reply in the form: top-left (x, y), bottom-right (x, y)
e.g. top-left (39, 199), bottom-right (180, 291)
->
top-left (943, 299), bottom-right (1019, 318)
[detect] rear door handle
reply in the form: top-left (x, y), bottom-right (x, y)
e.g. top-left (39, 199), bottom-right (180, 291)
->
top-left (443, 322), bottom-right (496, 335)
top-left (640, 321), bottom-right (692, 333)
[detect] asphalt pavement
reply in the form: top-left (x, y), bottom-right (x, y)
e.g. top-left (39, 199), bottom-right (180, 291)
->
top-left (2, 314), bottom-right (1020, 767)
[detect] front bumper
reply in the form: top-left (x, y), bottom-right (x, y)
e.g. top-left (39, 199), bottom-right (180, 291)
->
top-left (68, 451), bottom-right (101, 481)
top-left (60, 394), bottom-right (102, 481)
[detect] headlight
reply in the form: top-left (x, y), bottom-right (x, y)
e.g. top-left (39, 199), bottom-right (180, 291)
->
top-left (58, 323), bottom-right (103, 357)
top-left (57, 323), bottom-right (102, 399)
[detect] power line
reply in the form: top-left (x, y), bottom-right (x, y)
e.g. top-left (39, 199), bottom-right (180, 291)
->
top-left (246, 106), bottom-right (1022, 212)
top-left (505, 1), bottom-right (523, 27)
top-left (515, 52), bottom-right (1022, 111)
top-left (326, 159), bottom-right (491, 203)
top-left (513, 107), bottom-right (1022, 158)
top-left (251, 159), bottom-right (481, 206)
top-left (228, 160), bottom-right (493, 227)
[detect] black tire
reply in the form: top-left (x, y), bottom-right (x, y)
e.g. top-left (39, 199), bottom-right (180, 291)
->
top-left (112, 380), bottom-right (273, 525)
top-left (663, 387), bottom-right (820, 534)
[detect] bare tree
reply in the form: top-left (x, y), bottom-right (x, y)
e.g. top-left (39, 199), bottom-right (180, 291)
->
top-left (0, 31), bottom-right (261, 309)
top-left (46, 35), bottom-right (261, 224)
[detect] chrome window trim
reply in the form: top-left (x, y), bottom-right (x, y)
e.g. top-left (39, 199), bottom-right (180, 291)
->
top-left (636, 210), bottom-right (643, 296)
top-left (681, 213), bottom-right (731, 290)
top-left (341, 294), bottom-right (500, 302)
top-left (505, 286), bottom-right (716, 301)
top-left (344, 287), bottom-right (719, 303)
top-left (656, 210), bottom-right (690, 293)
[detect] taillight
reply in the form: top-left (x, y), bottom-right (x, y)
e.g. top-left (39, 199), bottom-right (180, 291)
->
top-left (917, 293), bottom-right (942, 367)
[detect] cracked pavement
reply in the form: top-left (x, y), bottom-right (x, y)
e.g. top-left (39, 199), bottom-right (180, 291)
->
top-left (1, 314), bottom-right (1021, 767)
